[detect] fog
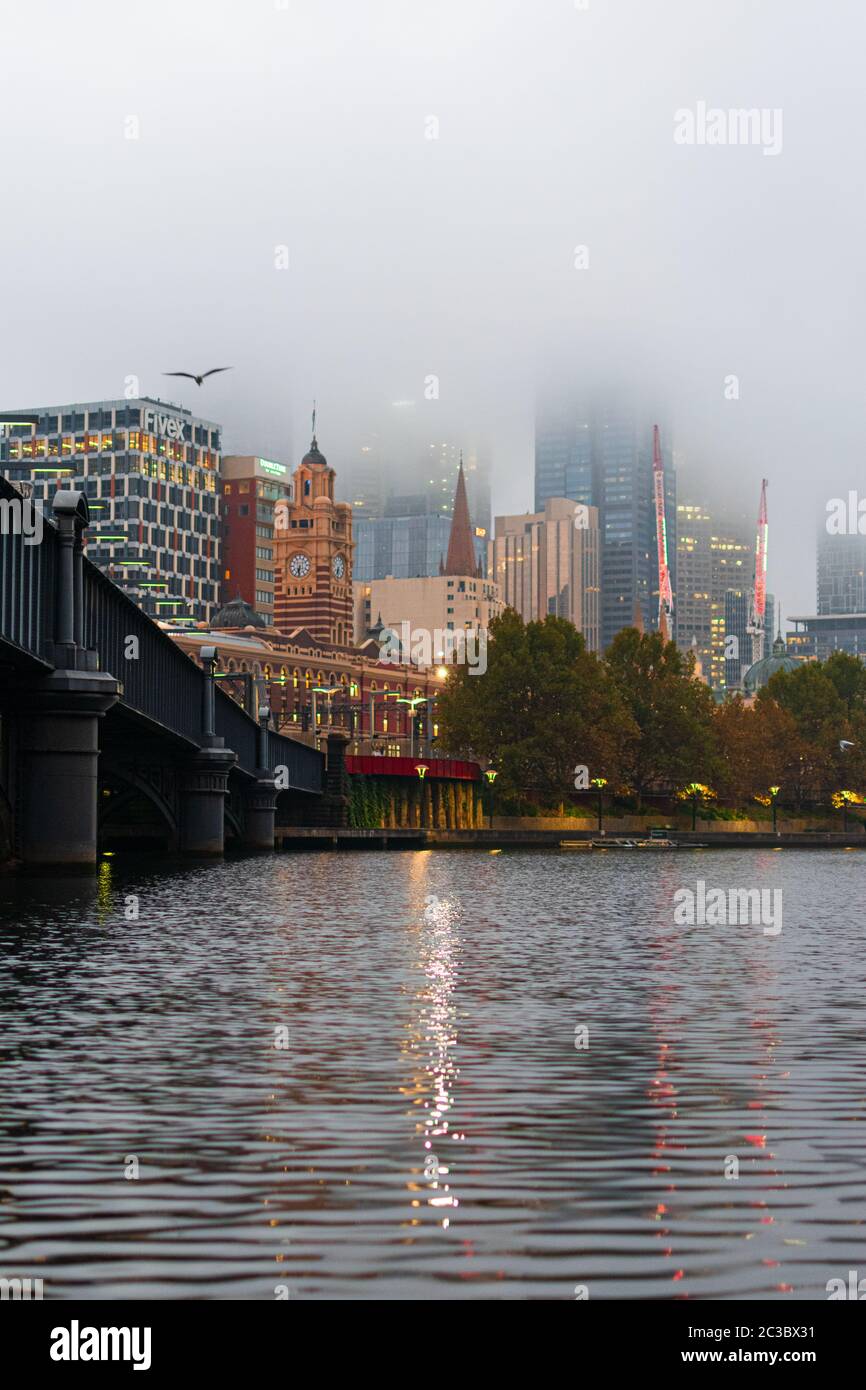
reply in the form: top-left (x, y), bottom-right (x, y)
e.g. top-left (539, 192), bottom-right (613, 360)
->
top-left (1, 0), bottom-right (862, 617)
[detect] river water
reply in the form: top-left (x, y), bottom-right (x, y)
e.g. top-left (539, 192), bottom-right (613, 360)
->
top-left (1, 847), bottom-right (864, 1300)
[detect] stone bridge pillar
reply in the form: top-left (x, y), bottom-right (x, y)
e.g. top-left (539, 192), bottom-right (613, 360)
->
top-left (242, 778), bottom-right (278, 849)
top-left (178, 748), bottom-right (236, 856)
top-left (18, 669), bottom-right (120, 867)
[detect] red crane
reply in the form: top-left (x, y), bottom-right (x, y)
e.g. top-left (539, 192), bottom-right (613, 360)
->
top-left (652, 425), bottom-right (673, 634)
top-left (747, 479), bottom-right (769, 660)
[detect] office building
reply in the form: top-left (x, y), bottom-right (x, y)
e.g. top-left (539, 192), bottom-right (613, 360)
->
top-left (0, 397), bottom-right (220, 620)
top-left (535, 391), bottom-right (676, 648)
top-left (817, 530), bottom-right (866, 615)
top-left (788, 613), bottom-right (866, 662)
top-left (489, 497), bottom-right (600, 651)
top-left (221, 455), bottom-right (294, 621)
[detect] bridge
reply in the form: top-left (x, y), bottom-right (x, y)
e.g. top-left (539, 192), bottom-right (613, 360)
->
top-left (1, 478), bottom-right (328, 867)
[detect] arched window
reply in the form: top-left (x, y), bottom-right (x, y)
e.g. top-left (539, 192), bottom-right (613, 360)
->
top-left (305, 670), bottom-right (312, 690)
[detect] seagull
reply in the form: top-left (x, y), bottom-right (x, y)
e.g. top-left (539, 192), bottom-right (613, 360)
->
top-left (162, 368), bottom-right (232, 387)
top-left (840, 739), bottom-right (856, 751)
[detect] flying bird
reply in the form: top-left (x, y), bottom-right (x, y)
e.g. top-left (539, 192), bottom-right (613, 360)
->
top-left (162, 368), bottom-right (232, 387)
top-left (840, 739), bottom-right (856, 751)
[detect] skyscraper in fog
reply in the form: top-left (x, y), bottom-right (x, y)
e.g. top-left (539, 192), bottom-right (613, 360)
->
top-left (535, 391), bottom-right (676, 649)
top-left (817, 529), bottom-right (866, 615)
top-left (676, 503), bottom-right (752, 690)
top-left (346, 404), bottom-right (491, 538)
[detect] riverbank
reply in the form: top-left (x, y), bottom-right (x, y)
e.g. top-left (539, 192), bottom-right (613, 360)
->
top-left (275, 826), bottom-right (866, 850)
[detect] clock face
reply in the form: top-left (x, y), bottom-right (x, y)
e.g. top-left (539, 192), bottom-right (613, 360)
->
top-left (332, 554), bottom-right (345, 579)
top-left (290, 552), bottom-right (310, 578)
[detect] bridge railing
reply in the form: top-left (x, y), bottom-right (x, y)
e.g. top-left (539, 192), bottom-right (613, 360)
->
top-left (266, 726), bottom-right (324, 795)
top-left (0, 477), bottom-right (56, 664)
top-left (82, 560), bottom-right (203, 745)
top-left (3, 476), bottom-right (324, 789)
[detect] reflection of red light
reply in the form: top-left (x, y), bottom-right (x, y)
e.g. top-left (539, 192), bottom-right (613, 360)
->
top-left (656, 1203), bottom-right (667, 1214)
top-left (777, 1283), bottom-right (793, 1292)
top-left (760, 1216), bottom-right (774, 1225)
top-left (747, 1101), bottom-right (765, 1110)
top-left (745, 1134), bottom-right (767, 1147)
top-left (762, 1259), bottom-right (779, 1268)
top-left (673, 1269), bottom-right (684, 1281)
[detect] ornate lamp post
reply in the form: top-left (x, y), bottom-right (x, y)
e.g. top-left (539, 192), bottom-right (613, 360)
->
top-left (769, 785), bottom-right (781, 837)
top-left (397, 695), bottom-right (429, 758)
top-left (590, 776), bottom-right (607, 835)
top-left (484, 768), bottom-right (497, 828)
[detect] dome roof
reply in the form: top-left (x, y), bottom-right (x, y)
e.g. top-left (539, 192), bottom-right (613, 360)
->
top-left (211, 592), bottom-right (267, 630)
top-left (743, 633), bottom-right (797, 693)
top-left (302, 434), bottom-right (328, 468)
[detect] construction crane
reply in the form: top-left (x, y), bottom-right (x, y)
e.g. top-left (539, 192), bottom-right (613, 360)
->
top-left (652, 424), bottom-right (673, 636)
top-left (746, 478), bottom-right (769, 662)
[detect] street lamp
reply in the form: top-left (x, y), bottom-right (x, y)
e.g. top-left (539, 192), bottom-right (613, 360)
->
top-left (484, 768), bottom-right (497, 828)
top-left (769, 785), bottom-right (781, 837)
top-left (590, 776), bottom-right (607, 835)
top-left (312, 685), bottom-right (341, 746)
top-left (683, 781), bottom-right (702, 832)
top-left (396, 695), bottom-right (429, 757)
top-left (836, 788), bottom-right (857, 833)
top-left (368, 689), bottom-right (400, 752)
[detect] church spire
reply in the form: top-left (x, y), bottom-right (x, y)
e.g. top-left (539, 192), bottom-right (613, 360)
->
top-left (443, 453), bottom-right (477, 576)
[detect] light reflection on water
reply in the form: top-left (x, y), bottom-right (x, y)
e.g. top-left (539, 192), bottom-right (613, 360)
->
top-left (1, 847), bottom-right (865, 1300)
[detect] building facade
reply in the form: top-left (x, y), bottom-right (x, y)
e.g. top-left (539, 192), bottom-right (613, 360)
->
top-left (354, 459), bottom-right (501, 655)
top-left (788, 613), bottom-right (866, 662)
top-left (535, 391), bottom-right (676, 648)
top-left (354, 505), bottom-right (486, 582)
top-left (675, 503), bottom-right (753, 690)
top-left (817, 530), bottom-right (866, 616)
top-left (0, 397), bottom-right (221, 620)
top-left (168, 612), bottom-right (446, 757)
top-left (221, 455), bottom-right (294, 621)
top-left (489, 497), bottom-right (600, 651)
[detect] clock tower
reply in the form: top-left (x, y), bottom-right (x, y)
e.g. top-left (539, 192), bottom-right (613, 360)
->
top-left (273, 420), bottom-right (354, 645)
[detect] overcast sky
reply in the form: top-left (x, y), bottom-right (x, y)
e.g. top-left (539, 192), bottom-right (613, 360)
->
top-left (1, 0), bottom-right (863, 618)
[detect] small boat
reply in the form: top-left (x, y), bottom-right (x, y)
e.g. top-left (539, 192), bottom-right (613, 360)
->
top-left (560, 836), bottom-right (709, 851)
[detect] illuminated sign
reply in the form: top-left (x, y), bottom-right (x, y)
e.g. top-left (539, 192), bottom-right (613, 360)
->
top-left (141, 408), bottom-right (186, 441)
top-left (475, 527), bottom-right (487, 538)
top-left (258, 458), bottom-right (287, 477)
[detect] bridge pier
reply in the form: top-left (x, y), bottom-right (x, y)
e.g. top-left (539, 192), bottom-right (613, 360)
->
top-left (178, 748), bottom-right (236, 855)
top-left (18, 669), bottom-right (121, 867)
top-left (242, 778), bottom-right (277, 850)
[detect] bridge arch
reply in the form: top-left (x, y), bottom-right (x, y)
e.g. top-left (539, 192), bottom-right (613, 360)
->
top-left (98, 768), bottom-right (178, 852)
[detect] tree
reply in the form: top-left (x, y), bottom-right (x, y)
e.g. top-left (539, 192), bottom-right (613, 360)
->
top-left (436, 610), bottom-right (635, 808)
top-left (759, 659), bottom-right (866, 804)
top-left (604, 627), bottom-right (717, 801)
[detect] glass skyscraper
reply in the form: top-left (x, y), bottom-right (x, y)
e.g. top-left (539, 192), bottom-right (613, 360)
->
top-left (354, 513), bottom-right (486, 582)
top-left (535, 391), bottom-right (676, 650)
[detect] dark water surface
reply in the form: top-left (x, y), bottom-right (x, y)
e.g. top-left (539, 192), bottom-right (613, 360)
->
top-left (1, 847), bottom-right (865, 1300)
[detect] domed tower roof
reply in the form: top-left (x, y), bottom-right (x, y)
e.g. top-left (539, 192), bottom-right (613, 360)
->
top-left (743, 631), bottom-right (797, 693)
top-left (302, 436), bottom-right (328, 469)
top-left (212, 591), bottom-right (267, 630)
top-left (301, 401), bottom-right (328, 468)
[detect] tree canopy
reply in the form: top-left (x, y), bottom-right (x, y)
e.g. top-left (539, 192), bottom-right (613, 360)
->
top-left (435, 609), bottom-right (866, 814)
